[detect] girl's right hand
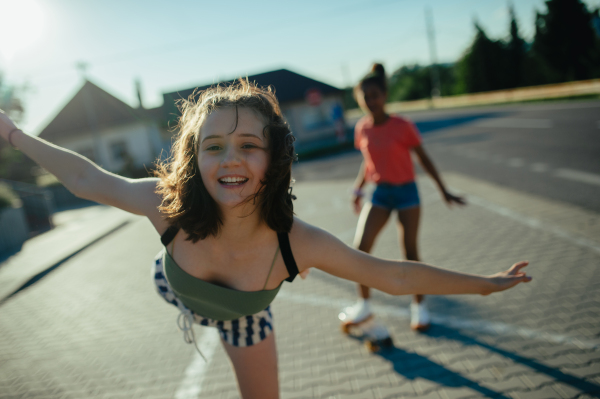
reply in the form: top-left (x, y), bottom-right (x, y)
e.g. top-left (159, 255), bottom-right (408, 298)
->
top-left (483, 261), bottom-right (532, 295)
top-left (0, 109), bottom-right (19, 140)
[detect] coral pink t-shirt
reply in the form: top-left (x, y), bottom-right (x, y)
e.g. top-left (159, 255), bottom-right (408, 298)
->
top-left (354, 115), bottom-right (422, 184)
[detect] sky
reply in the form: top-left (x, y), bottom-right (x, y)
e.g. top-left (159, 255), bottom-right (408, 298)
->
top-left (2, 0), bottom-right (599, 134)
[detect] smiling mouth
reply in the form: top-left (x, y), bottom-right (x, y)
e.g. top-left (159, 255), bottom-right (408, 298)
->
top-left (218, 177), bottom-right (249, 186)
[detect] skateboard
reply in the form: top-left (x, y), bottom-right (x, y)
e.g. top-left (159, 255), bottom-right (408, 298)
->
top-left (338, 309), bottom-right (393, 352)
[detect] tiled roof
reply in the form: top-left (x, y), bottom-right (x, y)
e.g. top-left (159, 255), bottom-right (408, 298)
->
top-left (39, 80), bottom-right (150, 141)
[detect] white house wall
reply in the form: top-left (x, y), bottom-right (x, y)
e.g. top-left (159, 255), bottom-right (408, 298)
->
top-left (56, 122), bottom-right (160, 173)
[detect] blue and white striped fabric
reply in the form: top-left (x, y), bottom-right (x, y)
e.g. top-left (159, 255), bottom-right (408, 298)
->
top-left (153, 251), bottom-right (274, 348)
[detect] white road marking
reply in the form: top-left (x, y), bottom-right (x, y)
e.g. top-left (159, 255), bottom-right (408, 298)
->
top-left (476, 118), bottom-right (552, 129)
top-left (175, 328), bottom-right (220, 399)
top-left (464, 194), bottom-right (600, 255)
top-left (555, 168), bottom-right (600, 187)
top-left (277, 291), bottom-right (599, 350)
top-left (531, 162), bottom-right (549, 173)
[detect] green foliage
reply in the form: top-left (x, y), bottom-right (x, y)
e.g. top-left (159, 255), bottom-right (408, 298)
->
top-left (0, 145), bottom-right (37, 184)
top-left (388, 64), bottom-right (458, 102)
top-left (0, 73), bottom-right (25, 123)
top-left (532, 0), bottom-right (600, 82)
top-left (454, 0), bottom-right (600, 94)
top-left (0, 182), bottom-right (19, 211)
top-left (341, 87), bottom-right (358, 110)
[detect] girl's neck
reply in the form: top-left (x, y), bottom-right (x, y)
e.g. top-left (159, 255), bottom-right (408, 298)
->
top-left (371, 111), bottom-right (389, 125)
top-left (217, 204), bottom-right (269, 243)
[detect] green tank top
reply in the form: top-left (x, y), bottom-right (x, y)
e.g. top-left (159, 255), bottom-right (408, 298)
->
top-left (161, 227), bottom-right (299, 321)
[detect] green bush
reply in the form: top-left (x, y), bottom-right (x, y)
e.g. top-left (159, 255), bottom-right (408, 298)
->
top-left (0, 182), bottom-right (19, 211)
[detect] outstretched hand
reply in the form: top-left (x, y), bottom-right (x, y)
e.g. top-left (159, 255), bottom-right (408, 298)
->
top-left (443, 190), bottom-right (466, 207)
top-left (484, 261), bottom-right (532, 295)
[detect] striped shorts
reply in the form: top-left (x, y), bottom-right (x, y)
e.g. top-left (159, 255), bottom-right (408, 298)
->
top-left (152, 252), bottom-right (274, 347)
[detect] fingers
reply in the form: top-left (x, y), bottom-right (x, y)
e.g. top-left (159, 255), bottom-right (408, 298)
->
top-left (509, 261), bottom-right (529, 274)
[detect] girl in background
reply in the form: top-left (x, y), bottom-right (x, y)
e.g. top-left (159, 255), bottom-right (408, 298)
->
top-left (341, 64), bottom-right (466, 337)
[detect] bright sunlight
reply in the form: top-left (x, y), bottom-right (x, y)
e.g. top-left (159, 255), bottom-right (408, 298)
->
top-left (0, 0), bottom-right (44, 62)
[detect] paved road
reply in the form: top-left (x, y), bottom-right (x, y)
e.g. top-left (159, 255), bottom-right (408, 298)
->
top-left (2, 170), bottom-right (599, 398)
top-left (1, 100), bottom-right (599, 398)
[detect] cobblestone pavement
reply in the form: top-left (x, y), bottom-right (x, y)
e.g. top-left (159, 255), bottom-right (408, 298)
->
top-left (1, 158), bottom-right (599, 398)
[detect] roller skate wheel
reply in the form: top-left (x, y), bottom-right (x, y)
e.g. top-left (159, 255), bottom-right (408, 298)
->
top-left (365, 340), bottom-right (379, 352)
top-left (340, 323), bottom-right (351, 335)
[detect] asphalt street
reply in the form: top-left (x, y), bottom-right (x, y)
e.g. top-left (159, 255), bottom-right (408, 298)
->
top-left (399, 101), bottom-right (600, 213)
top-left (1, 99), bottom-right (599, 399)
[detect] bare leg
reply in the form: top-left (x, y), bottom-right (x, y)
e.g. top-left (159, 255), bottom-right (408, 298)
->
top-left (353, 203), bottom-right (392, 299)
top-left (397, 206), bottom-right (422, 303)
top-left (221, 332), bottom-right (279, 399)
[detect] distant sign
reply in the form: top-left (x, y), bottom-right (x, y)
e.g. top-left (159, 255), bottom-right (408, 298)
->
top-left (305, 88), bottom-right (322, 106)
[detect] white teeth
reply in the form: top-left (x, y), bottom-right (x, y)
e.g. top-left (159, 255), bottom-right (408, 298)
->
top-left (219, 176), bottom-right (248, 184)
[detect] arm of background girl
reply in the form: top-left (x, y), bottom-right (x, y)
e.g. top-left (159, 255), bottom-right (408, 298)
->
top-left (351, 160), bottom-right (367, 214)
top-left (0, 111), bottom-right (165, 228)
top-left (412, 144), bottom-right (466, 206)
top-left (292, 219), bottom-right (531, 296)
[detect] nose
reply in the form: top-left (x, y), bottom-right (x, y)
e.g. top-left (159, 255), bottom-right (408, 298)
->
top-left (220, 146), bottom-right (241, 167)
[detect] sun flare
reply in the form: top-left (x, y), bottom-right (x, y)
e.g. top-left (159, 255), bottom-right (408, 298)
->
top-left (0, 0), bottom-right (44, 62)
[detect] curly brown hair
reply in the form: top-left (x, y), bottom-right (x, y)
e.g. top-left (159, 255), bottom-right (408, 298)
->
top-left (155, 80), bottom-right (296, 242)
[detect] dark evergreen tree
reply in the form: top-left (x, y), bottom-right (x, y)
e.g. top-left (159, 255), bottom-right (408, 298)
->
top-left (456, 22), bottom-right (507, 93)
top-left (505, 6), bottom-right (527, 88)
top-left (532, 0), bottom-right (600, 82)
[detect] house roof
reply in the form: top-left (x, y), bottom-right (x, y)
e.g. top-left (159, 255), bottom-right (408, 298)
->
top-left (39, 80), bottom-right (150, 142)
top-left (162, 68), bottom-right (342, 122)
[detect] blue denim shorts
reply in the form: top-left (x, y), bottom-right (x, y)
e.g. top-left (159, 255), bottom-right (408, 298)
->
top-left (371, 182), bottom-right (420, 211)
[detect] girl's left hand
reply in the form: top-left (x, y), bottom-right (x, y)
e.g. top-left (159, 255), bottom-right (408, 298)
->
top-left (443, 190), bottom-right (466, 206)
top-left (484, 261), bottom-right (532, 295)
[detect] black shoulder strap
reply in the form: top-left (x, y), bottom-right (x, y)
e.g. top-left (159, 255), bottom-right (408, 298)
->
top-left (161, 226), bottom-right (180, 246)
top-left (277, 232), bottom-right (299, 282)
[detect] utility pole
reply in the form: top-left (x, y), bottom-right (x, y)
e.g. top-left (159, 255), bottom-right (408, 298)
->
top-left (425, 6), bottom-right (441, 99)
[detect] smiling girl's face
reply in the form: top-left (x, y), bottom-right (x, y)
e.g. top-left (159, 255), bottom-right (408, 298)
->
top-left (197, 106), bottom-right (269, 210)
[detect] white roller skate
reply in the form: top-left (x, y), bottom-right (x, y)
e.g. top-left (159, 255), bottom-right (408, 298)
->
top-left (410, 301), bottom-right (431, 332)
top-left (338, 300), bottom-right (393, 352)
top-left (338, 299), bottom-right (373, 334)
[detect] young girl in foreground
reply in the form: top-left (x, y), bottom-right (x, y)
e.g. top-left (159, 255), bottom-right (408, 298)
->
top-left (0, 81), bottom-right (530, 399)
top-left (342, 64), bottom-right (466, 334)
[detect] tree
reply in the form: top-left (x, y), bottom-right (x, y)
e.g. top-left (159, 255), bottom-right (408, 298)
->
top-left (505, 5), bottom-right (527, 88)
top-left (456, 22), bottom-right (510, 94)
top-left (0, 73), bottom-right (36, 183)
top-left (388, 64), bottom-right (457, 102)
top-left (532, 0), bottom-right (600, 82)
top-left (0, 73), bottom-right (25, 122)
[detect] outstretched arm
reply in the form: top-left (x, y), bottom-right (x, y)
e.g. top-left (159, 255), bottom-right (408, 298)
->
top-left (0, 110), bottom-right (165, 227)
top-left (412, 144), bottom-right (465, 206)
top-left (292, 219), bottom-right (531, 296)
